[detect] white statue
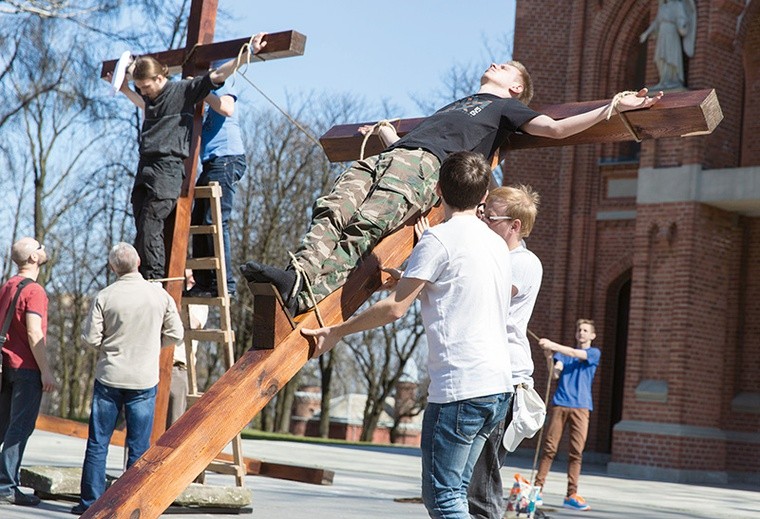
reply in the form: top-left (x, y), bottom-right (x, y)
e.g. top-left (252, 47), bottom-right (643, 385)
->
top-left (640, 0), bottom-right (696, 90)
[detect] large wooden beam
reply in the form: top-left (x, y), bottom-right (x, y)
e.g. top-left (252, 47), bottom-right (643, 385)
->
top-left (319, 89), bottom-right (723, 163)
top-left (80, 205), bottom-right (444, 518)
top-left (34, 414), bottom-right (334, 486)
top-left (100, 30), bottom-right (307, 78)
top-left (152, 0), bottom-right (220, 444)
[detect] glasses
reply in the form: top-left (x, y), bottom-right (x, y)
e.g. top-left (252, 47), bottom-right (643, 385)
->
top-left (477, 204), bottom-right (513, 223)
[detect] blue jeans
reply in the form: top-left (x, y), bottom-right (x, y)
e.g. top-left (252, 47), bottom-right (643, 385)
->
top-left (78, 380), bottom-right (156, 508)
top-left (421, 392), bottom-right (512, 519)
top-left (0, 368), bottom-right (42, 497)
top-left (467, 399), bottom-right (515, 519)
top-left (192, 154), bottom-right (246, 294)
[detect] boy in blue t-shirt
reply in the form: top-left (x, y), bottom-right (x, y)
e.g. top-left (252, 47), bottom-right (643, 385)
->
top-left (533, 319), bottom-right (601, 511)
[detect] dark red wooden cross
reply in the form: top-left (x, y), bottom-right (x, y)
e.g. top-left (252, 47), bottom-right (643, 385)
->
top-left (98, 0), bottom-right (305, 443)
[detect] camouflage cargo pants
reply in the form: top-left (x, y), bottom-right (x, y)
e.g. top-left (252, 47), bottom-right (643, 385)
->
top-left (295, 148), bottom-right (440, 311)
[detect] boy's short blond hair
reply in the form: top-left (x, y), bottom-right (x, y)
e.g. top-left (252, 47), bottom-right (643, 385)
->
top-left (506, 60), bottom-right (534, 105)
top-left (576, 318), bottom-right (595, 333)
top-left (486, 184), bottom-right (540, 238)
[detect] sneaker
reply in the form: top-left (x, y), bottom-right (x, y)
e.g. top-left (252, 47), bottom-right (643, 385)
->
top-left (70, 503), bottom-right (88, 515)
top-left (563, 494), bottom-right (590, 511)
top-left (0, 490), bottom-right (41, 506)
top-left (239, 261), bottom-right (301, 316)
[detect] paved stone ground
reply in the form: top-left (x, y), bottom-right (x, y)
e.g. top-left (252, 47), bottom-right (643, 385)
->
top-left (1, 430), bottom-right (757, 518)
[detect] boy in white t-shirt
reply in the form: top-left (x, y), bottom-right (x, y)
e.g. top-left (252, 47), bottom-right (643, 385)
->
top-left (303, 151), bottom-right (513, 519)
top-left (467, 185), bottom-right (544, 519)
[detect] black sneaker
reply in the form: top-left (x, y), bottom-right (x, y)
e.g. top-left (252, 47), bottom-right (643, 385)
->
top-left (240, 261), bottom-right (301, 317)
top-left (70, 503), bottom-right (88, 515)
top-left (0, 490), bottom-right (41, 506)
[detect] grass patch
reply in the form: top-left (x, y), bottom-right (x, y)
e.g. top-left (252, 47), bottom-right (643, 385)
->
top-left (239, 428), bottom-right (418, 450)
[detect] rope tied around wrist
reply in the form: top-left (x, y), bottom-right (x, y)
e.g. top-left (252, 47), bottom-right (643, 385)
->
top-left (606, 90), bottom-right (642, 143)
top-left (287, 251), bottom-right (326, 327)
top-left (359, 119), bottom-right (401, 161)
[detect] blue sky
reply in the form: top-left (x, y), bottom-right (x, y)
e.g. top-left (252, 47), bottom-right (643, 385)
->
top-left (214, 1), bottom-right (517, 118)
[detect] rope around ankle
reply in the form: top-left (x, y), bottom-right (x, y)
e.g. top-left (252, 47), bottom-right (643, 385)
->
top-left (287, 252), bottom-right (326, 327)
top-left (359, 119), bottom-right (400, 160)
top-left (605, 90), bottom-right (642, 143)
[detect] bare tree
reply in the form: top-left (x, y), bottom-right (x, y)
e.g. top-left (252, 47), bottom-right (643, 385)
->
top-left (339, 297), bottom-right (427, 442)
top-left (1, 0), bottom-right (191, 419)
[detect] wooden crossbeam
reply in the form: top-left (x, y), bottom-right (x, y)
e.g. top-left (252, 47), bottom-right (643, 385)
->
top-left (319, 89), bottom-right (723, 163)
top-left (99, 30), bottom-right (306, 78)
top-left (80, 205), bottom-right (444, 518)
top-left (34, 414), bottom-right (334, 486)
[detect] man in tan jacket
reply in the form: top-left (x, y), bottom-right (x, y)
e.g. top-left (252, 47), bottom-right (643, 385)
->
top-left (72, 242), bottom-right (183, 515)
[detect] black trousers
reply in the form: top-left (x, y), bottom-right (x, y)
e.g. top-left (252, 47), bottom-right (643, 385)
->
top-left (131, 157), bottom-right (183, 280)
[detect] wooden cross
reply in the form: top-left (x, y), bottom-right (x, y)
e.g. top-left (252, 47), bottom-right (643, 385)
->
top-left (81, 84), bottom-right (722, 516)
top-left (98, 0), bottom-right (305, 444)
top-left (320, 89), bottom-right (722, 162)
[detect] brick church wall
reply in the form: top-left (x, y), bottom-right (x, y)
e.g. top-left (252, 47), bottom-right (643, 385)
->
top-left (510, 0), bottom-right (758, 481)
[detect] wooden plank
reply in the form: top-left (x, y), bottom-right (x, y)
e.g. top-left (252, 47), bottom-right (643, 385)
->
top-left (36, 414), bottom-right (126, 447)
top-left (185, 257), bottom-right (220, 270)
top-left (100, 30), bottom-right (307, 78)
top-left (509, 88), bottom-right (723, 149)
top-left (34, 414), bottom-right (333, 486)
top-left (189, 224), bottom-right (218, 235)
top-left (319, 118), bottom-right (424, 163)
top-left (80, 204), bottom-right (445, 518)
top-left (319, 89), bottom-right (723, 163)
top-left (184, 328), bottom-right (233, 343)
top-left (249, 282), bottom-right (296, 350)
top-left (211, 452), bottom-right (334, 485)
top-left (181, 295), bottom-right (228, 307)
top-left (194, 185), bottom-right (223, 199)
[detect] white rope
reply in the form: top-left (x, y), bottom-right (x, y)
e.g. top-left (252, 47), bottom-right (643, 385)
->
top-left (605, 90), bottom-right (642, 143)
top-left (526, 328), bottom-right (554, 486)
top-left (226, 35), bottom-right (323, 149)
top-left (359, 119), bottom-right (400, 161)
top-left (287, 251), bottom-right (325, 327)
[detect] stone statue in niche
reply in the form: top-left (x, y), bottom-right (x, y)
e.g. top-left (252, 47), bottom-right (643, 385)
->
top-left (640, 0), bottom-right (696, 91)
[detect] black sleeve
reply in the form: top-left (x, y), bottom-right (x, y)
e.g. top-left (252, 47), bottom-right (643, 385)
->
top-left (502, 99), bottom-right (541, 131)
top-left (185, 74), bottom-right (221, 105)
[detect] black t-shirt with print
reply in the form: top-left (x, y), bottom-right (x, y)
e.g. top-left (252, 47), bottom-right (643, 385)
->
top-left (387, 94), bottom-right (540, 162)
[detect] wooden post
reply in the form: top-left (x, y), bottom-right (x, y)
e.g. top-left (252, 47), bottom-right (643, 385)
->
top-left (99, 0), bottom-right (306, 443)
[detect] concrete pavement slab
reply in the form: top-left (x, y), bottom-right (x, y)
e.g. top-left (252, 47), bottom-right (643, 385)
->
top-left (0, 430), bottom-right (756, 518)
